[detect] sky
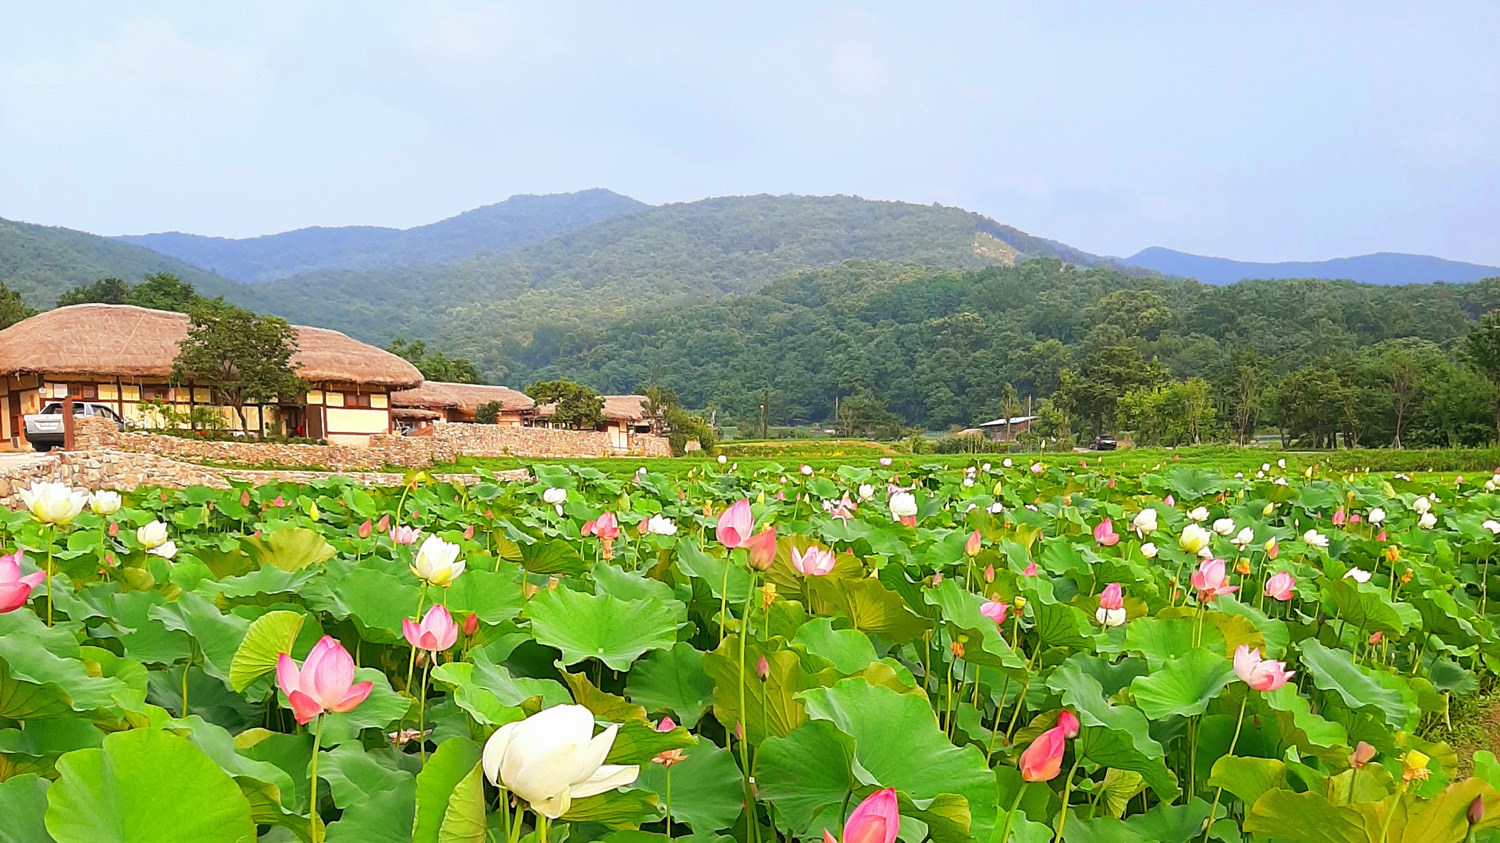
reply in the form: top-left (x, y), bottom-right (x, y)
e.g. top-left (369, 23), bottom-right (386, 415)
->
top-left (3, 1), bottom-right (1498, 265)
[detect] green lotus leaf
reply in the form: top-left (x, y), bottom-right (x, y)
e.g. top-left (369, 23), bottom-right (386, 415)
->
top-left (635, 738), bottom-right (745, 834)
top-left (0, 774), bottom-right (53, 843)
top-left (1047, 655), bottom-right (1179, 800)
top-left (413, 738), bottom-right (485, 843)
top-left (526, 586), bottom-right (684, 671)
top-left (625, 642), bottom-right (716, 728)
top-left (45, 728), bottom-right (257, 843)
top-left (318, 744), bottom-right (417, 843)
top-left (1130, 646), bottom-right (1235, 721)
top-left (228, 610), bottom-right (304, 692)
top-left (1299, 639), bottom-right (1415, 732)
top-left (754, 720), bottom-right (857, 838)
top-left (245, 527), bottom-right (336, 572)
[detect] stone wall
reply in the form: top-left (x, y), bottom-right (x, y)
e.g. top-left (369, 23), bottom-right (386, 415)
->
top-left (70, 415), bottom-right (672, 469)
top-left (430, 422), bottom-right (673, 458)
top-left (0, 448), bottom-right (523, 510)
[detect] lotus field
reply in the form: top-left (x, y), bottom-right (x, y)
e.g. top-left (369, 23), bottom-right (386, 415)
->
top-left (7, 457), bottom-right (1500, 842)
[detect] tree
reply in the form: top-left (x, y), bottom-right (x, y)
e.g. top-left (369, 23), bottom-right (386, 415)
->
top-left (128, 273), bottom-right (201, 312)
top-left (1373, 338), bottom-right (1442, 448)
top-left (57, 277), bottom-right (130, 307)
top-left (474, 401), bottom-right (502, 424)
top-left (387, 338), bottom-right (484, 384)
top-left (525, 379), bottom-right (604, 429)
top-left (0, 283), bottom-right (36, 330)
top-left (171, 302), bottom-right (304, 432)
top-left (835, 394), bottom-right (908, 440)
top-left (1464, 311), bottom-right (1500, 443)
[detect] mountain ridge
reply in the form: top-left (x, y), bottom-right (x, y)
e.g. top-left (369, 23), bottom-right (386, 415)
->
top-left (1120, 246), bottom-right (1500, 286)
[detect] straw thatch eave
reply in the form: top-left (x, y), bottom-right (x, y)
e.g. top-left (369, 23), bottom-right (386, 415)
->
top-left (0, 304), bottom-right (421, 388)
top-left (391, 381), bottom-right (535, 414)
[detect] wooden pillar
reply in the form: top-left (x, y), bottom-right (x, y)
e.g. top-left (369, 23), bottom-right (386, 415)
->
top-left (62, 395), bottom-right (75, 451)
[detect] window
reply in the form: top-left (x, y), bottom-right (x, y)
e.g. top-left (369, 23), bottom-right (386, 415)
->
top-left (345, 392), bottom-right (371, 408)
top-left (142, 385), bottom-right (169, 401)
top-left (70, 384), bottom-right (97, 399)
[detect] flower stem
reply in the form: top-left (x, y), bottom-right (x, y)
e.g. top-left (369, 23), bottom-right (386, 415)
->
top-left (737, 569), bottom-right (760, 843)
top-left (309, 715), bottom-right (325, 843)
top-left (1202, 694), bottom-right (1249, 841)
top-left (1377, 780), bottom-right (1410, 843)
top-left (44, 524), bottom-right (55, 627)
top-left (1053, 757), bottom-right (1082, 842)
top-left (665, 768), bottom-right (673, 839)
top-left (997, 782), bottom-right (1028, 843)
top-left (418, 657), bottom-right (431, 762)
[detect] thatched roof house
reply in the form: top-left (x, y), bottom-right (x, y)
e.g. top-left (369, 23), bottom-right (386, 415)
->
top-left (391, 381), bottom-right (535, 425)
top-left (0, 304), bottom-right (421, 447)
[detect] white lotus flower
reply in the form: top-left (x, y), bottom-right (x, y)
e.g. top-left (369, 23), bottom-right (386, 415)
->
top-left (1261, 463), bottom-right (1271, 472)
top-left (981, 462), bottom-right (992, 473)
top-left (1344, 567), bottom-right (1371, 583)
top-left (857, 484), bottom-right (876, 501)
top-left (482, 704), bottom-right (639, 818)
top-left (645, 514), bottom-right (677, 536)
top-left (149, 540), bottom-right (177, 560)
top-left (542, 488), bottom-right (567, 506)
top-left (411, 535), bottom-right (465, 587)
top-left (717, 455), bottom-right (727, 464)
top-left (889, 491), bottom-right (917, 520)
top-left (1140, 542), bottom-right (1158, 559)
top-left (1131, 508), bottom-right (1157, 535)
top-left (1413, 496), bottom-right (1431, 515)
top-left (1418, 511), bottom-right (1437, 530)
top-left (800, 464), bottom-right (813, 476)
top-left (1232, 527), bottom-right (1255, 551)
top-left (1484, 519), bottom-right (1500, 535)
top-left (1188, 507), bottom-right (1210, 523)
top-left (1095, 607), bottom-right (1127, 627)
top-left (1179, 523), bottom-right (1212, 555)
top-left (988, 502), bottom-right (1004, 514)
top-left (18, 481), bottom-right (88, 525)
top-left (1002, 458), bottom-right (1013, 468)
top-left (1277, 458), bottom-right (1286, 469)
top-left (1274, 477), bottom-right (1289, 486)
top-left (136, 520), bottom-right (170, 550)
top-left (1303, 529), bottom-right (1329, 548)
top-left (1212, 518), bottom-right (1236, 536)
top-left (1368, 507), bottom-right (1385, 525)
top-left (89, 491), bottom-right (122, 516)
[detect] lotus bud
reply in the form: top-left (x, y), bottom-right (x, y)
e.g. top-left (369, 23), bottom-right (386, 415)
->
top-left (462, 612), bottom-right (480, 636)
top-left (1469, 796), bottom-right (1485, 826)
top-left (965, 530), bottom-right (982, 557)
top-left (756, 655), bottom-right (770, 682)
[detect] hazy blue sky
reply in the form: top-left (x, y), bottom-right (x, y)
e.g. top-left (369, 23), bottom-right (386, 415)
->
top-left (3, 2), bottom-right (1497, 263)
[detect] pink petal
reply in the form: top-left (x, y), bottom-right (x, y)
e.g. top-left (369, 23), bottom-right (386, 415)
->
top-left (0, 583), bottom-right (32, 613)
top-left (275, 653), bottom-right (301, 697)
top-left (19, 571), bottom-right (44, 589)
top-left (288, 689), bottom-right (323, 725)
top-left (330, 681), bottom-right (373, 713)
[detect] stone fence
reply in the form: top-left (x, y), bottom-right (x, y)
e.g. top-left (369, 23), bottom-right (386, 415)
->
top-left (0, 448), bottom-right (523, 511)
top-left (71, 416), bottom-right (671, 470)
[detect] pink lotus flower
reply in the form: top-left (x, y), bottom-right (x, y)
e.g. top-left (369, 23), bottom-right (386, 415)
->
top-left (1349, 741), bottom-right (1376, 768)
top-left (716, 499), bottom-right (754, 548)
top-left (462, 612), bottom-right (480, 636)
top-left (1093, 518), bottom-right (1120, 546)
top-left (791, 544), bottom-right (836, 576)
top-left (1368, 631), bottom-right (1382, 645)
top-left (653, 717), bottom-right (687, 768)
top-left (1264, 571), bottom-right (1296, 602)
top-left (1018, 727), bottom-right (1067, 781)
top-left (983, 563), bottom-right (995, 583)
top-left (241, 490), bottom-right (252, 508)
top-left (1023, 561), bottom-right (1037, 577)
top-left (1190, 558), bottom-right (1239, 602)
top-left (745, 528), bottom-right (778, 571)
top-left (1233, 645), bottom-right (1294, 691)
top-left (0, 550), bottom-right (43, 614)
top-left (1164, 495), bottom-right (1175, 508)
top-left (358, 518), bottom-right (372, 539)
top-left (376, 513), bottom-right (391, 534)
top-left (1057, 709), bottom-right (1080, 738)
top-left (403, 605), bottom-right (458, 653)
top-left (276, 637), bottom-right (374, 725)
top-left (756, 655), bottom-right (770, 681)
top-left (932, 572), bottom-right (943, 585)
top-left (964, 530), bottom-right (982, 557)
top-left (823, 496), bottom-right (857, 521)
top-left (1377, 529), bottom-right (1387, 542)
top-left (1265, 539), bottom-right (1280, 560)
top-left (1332, 508), bottom-right (1347, 527)
top-left (593, 512), bottom-right (620, 540)
top-left (463, 524), bottom-right (475, 540)
top-left (1098, 583), bottom-right (1123, 611)
top-left (980, 599), bottom-right (1008, 625)
top-left (1349, 513), bottom-right (1362, 525)
top-left (823, 787), bottom-right (899, 843)
top-left (272, 495), bottom-right (285, 508)
top-left (390, 524), bottom-right (421, 546)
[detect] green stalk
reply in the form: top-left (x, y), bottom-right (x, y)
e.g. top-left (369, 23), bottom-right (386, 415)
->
top-left (997, 782), bottom-right (1029, 843)
top-left (737, 570), bottom-right (760, 843)
top-left (418, 657), bottom-right (432, 762)
top-left (1053, 756), bottom-right (1082, 842)
top-left (44, 523), bottom-right (55, 626)
top-left (665, 768), bottom-right (673, 839)
top-left (309, 715), bottom-right (326, 843)
top-left (1377, 780), bottom-right (1410, 843)
top-left (986, 674), bottom-right (1012, 764)
top-left (1202, 694), bottom-right (1249, 841)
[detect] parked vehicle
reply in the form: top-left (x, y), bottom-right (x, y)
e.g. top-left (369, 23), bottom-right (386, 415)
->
top-left (1091, 435), bottom-right (1118, 451)
top-left (23, 401), bottom-right (124, 451)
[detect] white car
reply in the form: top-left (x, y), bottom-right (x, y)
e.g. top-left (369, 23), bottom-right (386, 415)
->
top-left (24, 401), bottom-right (123, 451)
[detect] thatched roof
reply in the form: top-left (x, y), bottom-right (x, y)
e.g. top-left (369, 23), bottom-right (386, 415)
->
top-left (0, 304), bottom-right (422, 388)
top-left (534, 394), bottom-right (650, 422)
top-left (391, 381), bottom-right (535, 413)
top-left (392, 406), bottom-right (441, 420)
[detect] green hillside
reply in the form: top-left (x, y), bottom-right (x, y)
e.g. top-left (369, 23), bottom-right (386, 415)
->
top-left (511, 259), bottom-right (1500, 435)
top-left (119, 188), bottom-right (647, 283)
top-left (0, 217), bottom-right (241, 307)
top-left (229, 194), bottom-right (1101, 372)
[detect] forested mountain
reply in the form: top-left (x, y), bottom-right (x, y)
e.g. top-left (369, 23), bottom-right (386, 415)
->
top-left (119, 189), bottom-right (647, 283)
top-left (1121, 246), bottom-right (1500, 286)
top-left (226, 194), bottom-right (1099, 371)
top-left (511, 259), bottom-right (1500, 441)
top-left (0, 217), bottom-right (241, 307)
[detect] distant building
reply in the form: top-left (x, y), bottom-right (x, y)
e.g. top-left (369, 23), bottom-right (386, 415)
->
top-left (390, 381), bottom-right (535, 431)
top-left (0, 304), bottom-right (422, 448)
top-left (532, 394), bottom-right (656, 450)
top-left (976, 414), bottom-right (1037, 442)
